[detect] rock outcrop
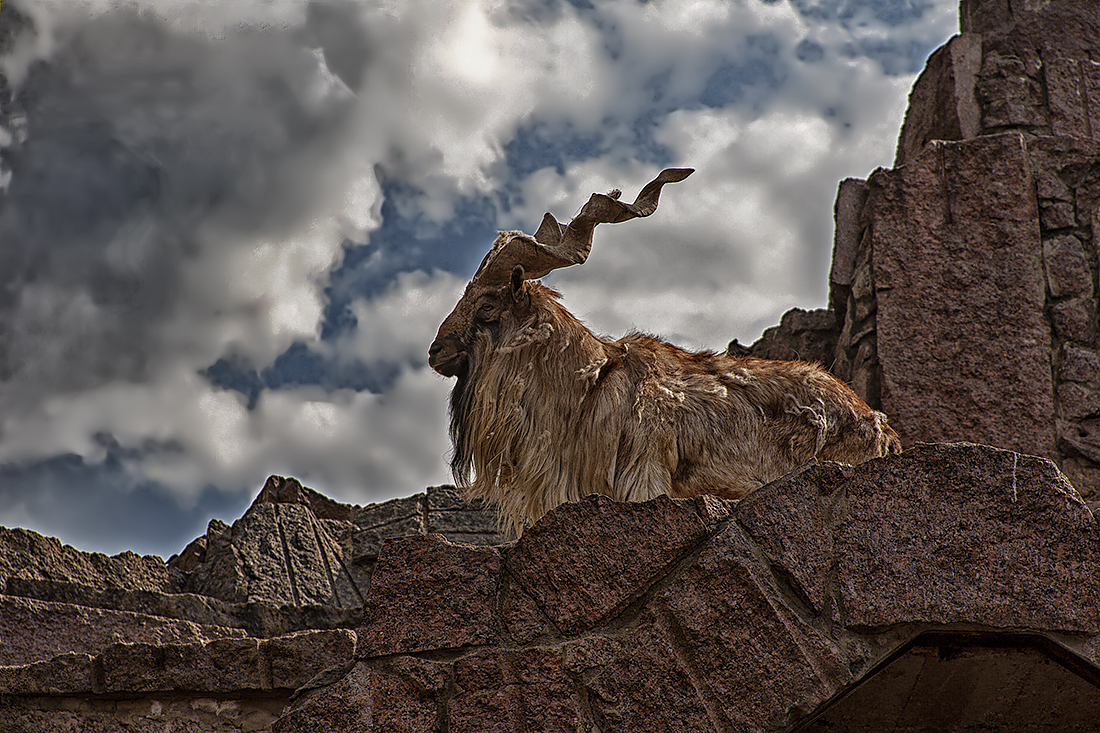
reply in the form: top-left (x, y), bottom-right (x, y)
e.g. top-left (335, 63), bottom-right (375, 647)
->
top-left (0, 477), bottom-right (506, 731)
top-left (4, 446), bottom-right (1100, 731)
top-left (736, 0), bottom-right (1100, 505)
top-left (273, 444), bottom-right (1100, 732)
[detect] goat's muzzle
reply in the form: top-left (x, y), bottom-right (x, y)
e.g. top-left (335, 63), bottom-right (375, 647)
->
top-left (428, 337), bottom-right (467, 377)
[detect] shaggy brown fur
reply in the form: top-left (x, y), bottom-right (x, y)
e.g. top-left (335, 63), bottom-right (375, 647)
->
top-left (429, 170), bottom-right (900, 535)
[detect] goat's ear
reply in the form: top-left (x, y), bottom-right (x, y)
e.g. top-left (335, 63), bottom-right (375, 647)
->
top-left (510, 265), bottom-right (525, 297)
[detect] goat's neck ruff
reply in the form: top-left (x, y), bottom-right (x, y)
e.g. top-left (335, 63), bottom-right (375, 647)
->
top-left (450, 303), bottom-right (605, 536)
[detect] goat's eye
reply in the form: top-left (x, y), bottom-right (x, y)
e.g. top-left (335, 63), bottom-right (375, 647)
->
top-left (477, 302), bottom-right (496, 321)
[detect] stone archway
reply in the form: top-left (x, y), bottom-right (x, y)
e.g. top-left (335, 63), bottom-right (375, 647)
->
top-left (795, 631), bottom-right (1100, 731)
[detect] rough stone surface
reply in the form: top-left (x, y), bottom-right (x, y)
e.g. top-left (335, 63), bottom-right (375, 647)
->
top-left (1061, 344), bottom-right (1100, 384)
top-left (508, 494), bottom-right (711, 634)
top-left (0, 525), bottom-right (169, 594)
top-left (500, 579), bottom-right (558, 645)
top-left (869, 133), bottom-right (1055, 457)
top-left (727, 307), bottom-right (840, 366)
top-left (263, 629), bottom-right (357, 690)
top-left (186, 486), bottom-right (366, 609)
top-left (101, 637), bottom-right (265, 693)
top-left (830, 177), bottom-right (869, 316)
top-left (0, 697), bottom-right (289, 733)
top-left (450, 649), bottom-right (585, 733)
top-left (273, 662), bottom-right (439, 733)
top-left (1045, 233), bottom-right (1095, 299)
top-left (587, 524), bottom-right (850, 732)
top-left (345, 496), bottom-right (423, 560)
top-left (0, 595), bottom-right (246, 667)
top-left (895, 32), bottom-right (982, 166)
top-left (357, 533), bottom-right (501, 656)
top-left (5, 444), bottom-right (1100, 732)
top-left (836, 443), bottom-right (1100, 631)
top-left (735, 461), bottom-right (853, 613)
top-left (0, 654), bottom-right (96, 695)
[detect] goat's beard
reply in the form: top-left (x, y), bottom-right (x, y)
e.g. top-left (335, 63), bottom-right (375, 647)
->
top-left (448, 347), bottom-right (480, 489)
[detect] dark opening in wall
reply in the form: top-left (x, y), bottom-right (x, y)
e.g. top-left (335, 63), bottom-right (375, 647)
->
top-left (792, 631), bottom-right (1100, 732)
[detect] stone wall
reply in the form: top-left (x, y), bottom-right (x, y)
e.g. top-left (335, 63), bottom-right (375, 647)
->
top-left (263, 445), bottom-right (1100, 731)
top-left (0, 476), bottom-right (507, 731)
top-left (737, 0), bottom-right (1100, 503)
top-left (4, 446), bottom-right (1100, 731)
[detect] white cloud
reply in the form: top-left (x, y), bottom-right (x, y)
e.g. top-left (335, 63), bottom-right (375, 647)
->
top-left (339, 270), bottom-right (468, 365)
top-left (0, 0), bottom-right (960, 554)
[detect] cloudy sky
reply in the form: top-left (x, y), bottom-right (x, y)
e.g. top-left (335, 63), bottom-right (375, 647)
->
top-left (0, 0), bottom-right (957, 557)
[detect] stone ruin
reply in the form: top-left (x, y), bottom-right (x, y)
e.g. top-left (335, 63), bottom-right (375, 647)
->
top-left (4, 0), bottom-right (1100, 730)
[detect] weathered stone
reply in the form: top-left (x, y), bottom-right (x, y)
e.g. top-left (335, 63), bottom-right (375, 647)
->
top-left (836, 443), bottom-right (1100, 632)
top-left (959, 0), bottom-right (1010, 34)
top-left (412, 486), bottom-right (511, 545)
top-left (0, 697), bottom-right (288, 733)
top-left (1050, 298), bottom-right (1096, 344)
top-left (345, 494), bottom-right (424, 563)
top-left (1045, 233), bottom-right (1095, 299)
top-left (262, 629), bottom-right (357, 690)
top-left (276, 503), bottom-right (354, 607)
top-left (1059, 382), bottom-right (1100, 421)
top-left (508, 494), bottom-right (710, 634)
top-left (869, 133), bottom-right (1055, 456)
top-left (423, 484), bottom-right (479, 511)
top-left (1045, 55), bottom-right (1098, 140)
top-left (450, 648), bottom-right (585, 733)
top-left (1077, 169), bottom-right (1100, 229)
top-left (351, 494), bottom-right (422, 529)
top-left (1061, 416), bottom-right (1100, 461)
top-left (426, 508), bottom-right (502, 536)
top-left (977, 50), bottom-right (1046, 130)
top-left (693, 494), bottom-right (734, 524)
top-left (0, 595), bottom-right (245, 667)
top-left (1040, 200), bottom-right (1077, 230)
top-left (169, 535), bottom-right (207, 573)
top-left (357, 534), bottom-right (500, 656)
top-left (0, 525), bottom-right (169, 594)
top-left (5, 577), bottom-right (232, 625)
top-left (346, 516), bottom-right (424, 562)
top-left (1062, 456), bottom-right (1100, 499)
top-left (588, 524), bottom-right (850, 732)
top-left (390, 655), bottom-right (449, 693)
top-left (583, 630), bottom-right (716, 733)
top-left (895, 33), bottom-right (982, 166)
top-left (736, 461), bottom-right (856, 613)
top-left (101, 637), bottom-right (263, 693)
top-left (0, 653), bottom-right (95, 695)
top-left (501, 580), bottom-right (557, 645)
top-left (829, 177), bottom-right (868, 316)
top-left (728, 308), bottom-right (840, 366)
top-left (255, 475), bottom-right (356, 523)
top-left (1062, 344), bottom-right (1100, 384)
top-left (273, 662), bottom-right (437, 733)
top-left (187, 490), bottom-right (366, 609)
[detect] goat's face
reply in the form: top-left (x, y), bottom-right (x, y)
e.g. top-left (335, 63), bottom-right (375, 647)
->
top-left (429, 264), bottom-right (529, 378)
top-left (429, 168), bottom-right (694, 377)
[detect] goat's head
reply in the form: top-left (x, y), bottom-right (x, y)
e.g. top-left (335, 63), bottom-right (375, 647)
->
top-left (428, 168), bottom-right (694, 377)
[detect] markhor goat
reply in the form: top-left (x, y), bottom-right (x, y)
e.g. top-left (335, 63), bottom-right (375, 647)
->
top-left (429, 168), bottom-right (900, 535)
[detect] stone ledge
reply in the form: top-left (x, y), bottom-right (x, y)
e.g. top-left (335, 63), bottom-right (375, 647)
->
top-left (0, 629), bottom-right (356, 696)
top-left (271, 442), bottom-right (1100, 732)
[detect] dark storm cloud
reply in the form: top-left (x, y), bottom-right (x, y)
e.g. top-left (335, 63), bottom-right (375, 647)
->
top-left (0, 4), bottom-right (359, 411)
